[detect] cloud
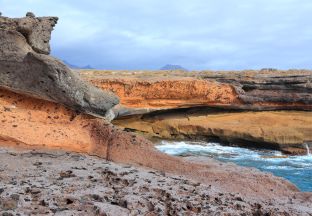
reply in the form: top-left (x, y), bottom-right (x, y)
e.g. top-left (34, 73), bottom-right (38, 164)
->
top-left (1, 0), bottom-right (312, 70)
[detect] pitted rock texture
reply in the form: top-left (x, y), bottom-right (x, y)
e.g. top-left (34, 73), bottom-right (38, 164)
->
top-left (0, 88), bottom-right (151, 161)
top-left (0, 14), bottom-right (119, 118)
top-left (0, 12), bottom-right (57, 54)
top-left (0, 147), bottom-right (311, 215)
top-left (1, 88), bottom-right (310, 202)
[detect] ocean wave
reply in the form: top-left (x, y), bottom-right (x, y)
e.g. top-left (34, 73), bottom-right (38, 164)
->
top-left (156, 140), bottom-right (312, 192)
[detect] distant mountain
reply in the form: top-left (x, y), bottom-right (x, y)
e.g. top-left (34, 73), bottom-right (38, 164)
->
top-left (160, 64), bottom-right (188, 71)
top-left (63, 60), bottom-right (94, 69)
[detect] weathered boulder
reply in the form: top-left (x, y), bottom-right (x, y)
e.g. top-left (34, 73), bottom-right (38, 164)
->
top-left (0, 13), bottom-right (119, 117)
top-left (0, 12), bottom-right (57, 54)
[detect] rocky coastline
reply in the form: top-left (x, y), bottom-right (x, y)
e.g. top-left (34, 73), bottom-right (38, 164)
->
top-left (1, 146), bottom-right (312, 215)
top-left (81, 70), bottom-right (312, 155)
top-left (0, 13), bottom-right (311, 215)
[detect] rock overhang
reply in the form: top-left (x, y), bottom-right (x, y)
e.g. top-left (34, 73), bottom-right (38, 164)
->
top-left (0, 13), bottom-right (119, 119)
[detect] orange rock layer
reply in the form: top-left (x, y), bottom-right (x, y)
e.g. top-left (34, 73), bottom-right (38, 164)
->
top-left (80, 70), bottom-right (312, 111)
top-left (0, 88), bottom-right (305, 199)
top-left (88, 77), bottom-right (241, 109)
top-left (113, 111), bottom-right (312, 155)
top-left (0, 88), bottom-right (155, 161)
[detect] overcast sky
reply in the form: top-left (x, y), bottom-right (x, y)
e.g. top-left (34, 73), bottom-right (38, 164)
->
top-left (1, 0), bottom-right (312, 70)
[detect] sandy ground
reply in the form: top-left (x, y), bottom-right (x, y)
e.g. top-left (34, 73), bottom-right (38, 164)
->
top-left (0, 146), bottom-right (311, 216)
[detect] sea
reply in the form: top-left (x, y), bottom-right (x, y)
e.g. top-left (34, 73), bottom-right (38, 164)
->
top-left (156, 140), bottom-right (312, 192)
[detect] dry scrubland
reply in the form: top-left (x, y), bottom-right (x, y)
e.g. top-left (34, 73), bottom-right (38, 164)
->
top-left (78, 69), bottom-right (312, 79)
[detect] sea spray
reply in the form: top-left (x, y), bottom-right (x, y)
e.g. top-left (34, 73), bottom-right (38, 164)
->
top-left (304, 143), bottom-right (311, 156)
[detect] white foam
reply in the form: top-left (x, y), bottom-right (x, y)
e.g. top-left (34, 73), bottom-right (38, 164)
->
top-left (304, 143), bottom-right (311, 156)
top-left (156, 140), bottom-right (259, 157)
top-left (156, 140), bottom-right (312, 169)
top-left (156, 140), bottom-right (312, 190)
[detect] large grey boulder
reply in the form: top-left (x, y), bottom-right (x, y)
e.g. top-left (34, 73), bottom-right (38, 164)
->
top-left (0, 13), bottom-right (119, 117)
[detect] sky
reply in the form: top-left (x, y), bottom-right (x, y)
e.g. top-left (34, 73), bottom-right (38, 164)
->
top-left (1, 0), bottom-right (312, 70)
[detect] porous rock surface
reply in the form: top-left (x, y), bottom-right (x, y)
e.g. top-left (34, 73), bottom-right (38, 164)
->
top-left (0, 13), bottom-right (119, 118)
top-left (0, 147), bottom-right (311, 215)
top-left (1, 88), bottom-right (311, 205)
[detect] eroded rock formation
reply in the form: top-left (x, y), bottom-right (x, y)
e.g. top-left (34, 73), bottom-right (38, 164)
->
top-left (80, 70), bottom-right (312, 116)
top-left (1, 87), bottom-right (305, 202)
top-left (201, 70), bottom-right (312, 110)
top-left (113, 110), bottom-right (312, 154)
top-left (0, 13), bottom-right (119, 118)
top-left (89, 77), bottom-right (240, 117)
top-left (80, 70), bottom-right (312, 154)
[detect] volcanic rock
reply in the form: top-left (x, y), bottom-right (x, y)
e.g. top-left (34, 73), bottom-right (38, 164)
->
top-left (201, 70), bottom-right (312, 110)
top-left (84, 76), bottom-right (241, 117)
top-left (0, 88), bottom-right (304, 199)
top-left (0, 13), bottom-right (119, 118)
top-left (80, 70), bottom-right (312, 115)
top-left (113, 110), bottom-right (312, 154)
top-left (79, 70), bottom-right (312, 153)
top-left (0, 146), bottom-right (311, 215)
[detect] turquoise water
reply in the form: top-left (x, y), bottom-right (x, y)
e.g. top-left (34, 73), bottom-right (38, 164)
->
top-left (156, 140), bottom-right (312, 192)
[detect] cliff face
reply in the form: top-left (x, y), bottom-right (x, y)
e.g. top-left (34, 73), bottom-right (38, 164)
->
top-left (0, 87), bottom-right (182, 169)
top-left (80, 70), bottom-right (312, 154)
top-left (0, 88), bottom-right (142, 158)
top-left (201, 70), bottom-right (312, 110)
top-left (90, 78), bottom-right (240, 109)
top-left (81, 70), bottom-right (312, 115)
top-left (113, 111), bottom-right (312, 155)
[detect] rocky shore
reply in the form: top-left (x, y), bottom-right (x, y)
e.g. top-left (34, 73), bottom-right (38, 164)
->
top-left (113, 110), bottom-right (312, 155)
top-left (0, 13), bottom-right (312, 215)
top-left (81, 70), bottom-right (312, 154)
top-left (0, 146), bottom-right (311, 215)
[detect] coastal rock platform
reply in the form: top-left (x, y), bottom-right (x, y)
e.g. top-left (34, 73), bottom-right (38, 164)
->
top-left (0, 146), bottom-right (311, 215)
